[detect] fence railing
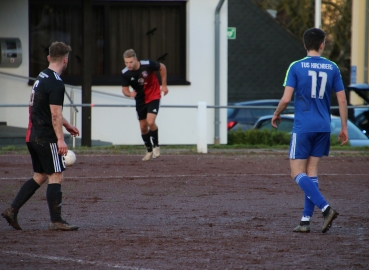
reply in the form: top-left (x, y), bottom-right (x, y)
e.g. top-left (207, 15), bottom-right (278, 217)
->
top-left (2, 71), bottom-right (368, 151)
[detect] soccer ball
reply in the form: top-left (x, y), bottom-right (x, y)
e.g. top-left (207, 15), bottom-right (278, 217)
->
top-left (64, 150), bottom-right (76, 166)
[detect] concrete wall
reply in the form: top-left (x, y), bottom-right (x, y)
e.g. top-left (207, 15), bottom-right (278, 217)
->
top-left (0, 0), bottom-right (228, 145)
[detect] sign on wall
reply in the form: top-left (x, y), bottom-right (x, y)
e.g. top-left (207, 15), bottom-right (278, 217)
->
top-left (227, 27), bottom-right (236, 40)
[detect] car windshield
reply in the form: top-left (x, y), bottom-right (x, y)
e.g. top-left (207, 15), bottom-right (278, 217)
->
top-left (331, 118), bottom-right (368, 139)
top-left (227, 108), bottom-right (235, 118)
top-left (230, 102), bottom-right (291, 122)
top-left (258, 117), bottom-right (294, 132)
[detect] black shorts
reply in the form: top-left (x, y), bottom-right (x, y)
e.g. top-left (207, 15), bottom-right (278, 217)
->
top-left (27, 142), bottom-right (66, 174)
top-left (136, 99), bottom-right (160, 120)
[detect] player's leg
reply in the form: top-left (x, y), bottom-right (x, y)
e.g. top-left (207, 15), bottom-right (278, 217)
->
top-left (147, 100), bottom-right (160, 158)
top-left (292, 162), bottom-right (328, 211)
top-left (290, 133), bottom-right (329, 232)
top-left (46, 171), bottom-right (78, 231)
top-left (147, 113), bottom-right (161, 158)
top-left (43, 143), bottom-right (78, 231)
top-left (137, 103), bottom-right (153, 161)
top-left (304, 156), bottom-right (320, 219)
top-left (2, 142), bottom-right (47, 230)
top-left (310, 133), bottom-right (339, 232)
top-left (139, 118), bottom-right (153, 161)
top-left (35, 142), bottom-right (78, 231)
top-left (293, 157), bottom-right (319, 233)
top-left (290, 158), bottom-right (315, 233)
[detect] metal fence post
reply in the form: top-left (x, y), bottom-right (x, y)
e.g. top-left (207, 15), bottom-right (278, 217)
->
top-left (197, 101), bottom-right (208, 153)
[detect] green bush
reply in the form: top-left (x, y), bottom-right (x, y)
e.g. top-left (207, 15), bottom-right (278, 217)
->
top-left (228, 129), bottom-right (349, 146)
top-left (228, 129), bottom-right (290, 146)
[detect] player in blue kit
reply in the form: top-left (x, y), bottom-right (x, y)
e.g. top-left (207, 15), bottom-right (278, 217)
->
top-left (271, 28), bottom-right (348, 233)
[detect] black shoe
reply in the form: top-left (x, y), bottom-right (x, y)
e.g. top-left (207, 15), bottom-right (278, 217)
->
top-left (2, 207), bottom-right (22, 230)
top-left (322, 206), bottom-right (339, 233)
top-left (49, 219), bottom-right (79, 231)
top-left (293, 221), bottom-right (310, 233)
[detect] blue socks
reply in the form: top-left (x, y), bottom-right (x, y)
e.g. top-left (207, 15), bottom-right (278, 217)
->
top-left (295, 173), bottom-right (328, 211)
top-left (302, 176), bottom-right (318, 218)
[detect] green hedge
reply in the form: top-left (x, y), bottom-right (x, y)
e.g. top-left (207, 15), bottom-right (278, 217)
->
top-left (228, 129), bottom-right (346, 146)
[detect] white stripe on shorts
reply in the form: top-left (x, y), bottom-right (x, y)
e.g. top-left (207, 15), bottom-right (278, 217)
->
top-left (289, 133), bottom-right (296, 159)
top-left (50, 143), bottom-right (62, 172)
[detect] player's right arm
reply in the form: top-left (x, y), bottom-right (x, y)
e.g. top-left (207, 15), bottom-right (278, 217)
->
top-left (336, 90), bottom-right (349, 145)
top-left (272, 86), bottom-right (294, 128)
top-left (50, 104), bottom-right (68, 155)
top-left (122, 86), bottom-right (136, 98)
top-left (272, 62), bottom-right (296, 128)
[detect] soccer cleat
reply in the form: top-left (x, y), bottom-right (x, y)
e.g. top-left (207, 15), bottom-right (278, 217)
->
top-left (142, 151), bottom-right (153, 161)
top-left (153, 147), bottom-right (160, 159)
top-left (322, 206), bottom-right (339, 233)
top-left (49, 220), bottom-right (79, 231)
top-left (293, 221), bottom-right (310, 233)
top-left (2, 207), bottom-right (22, 230)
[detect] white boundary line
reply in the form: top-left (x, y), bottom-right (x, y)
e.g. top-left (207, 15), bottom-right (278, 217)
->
top-left (0, 173), bottom-right (367, 181)
top-left (2, 251), bottom-right (153, 270)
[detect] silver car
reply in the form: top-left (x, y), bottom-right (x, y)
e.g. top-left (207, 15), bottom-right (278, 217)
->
top-left (253, 114), bottom-right (369, 147)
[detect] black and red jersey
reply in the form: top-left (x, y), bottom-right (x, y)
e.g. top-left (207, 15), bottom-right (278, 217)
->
top-left (26, 68), bottom-right (65, 143)
top-left (121, 60), bottom-right (161, 104)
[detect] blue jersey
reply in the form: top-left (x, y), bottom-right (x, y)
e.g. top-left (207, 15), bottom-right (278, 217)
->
top-left (283, 56), bottom-right (344, 133)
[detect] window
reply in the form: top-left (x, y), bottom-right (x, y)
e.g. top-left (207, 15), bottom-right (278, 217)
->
top-left (29, 0), bottom-right (188, 85)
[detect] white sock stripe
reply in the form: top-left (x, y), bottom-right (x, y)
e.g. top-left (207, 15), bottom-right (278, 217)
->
top-left (310, 177), bottom-right (319, 184)
top-left (294, 173), bottom-right (307, 184)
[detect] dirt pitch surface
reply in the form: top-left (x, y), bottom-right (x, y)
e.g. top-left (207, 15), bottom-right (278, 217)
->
top-left (1, 150), bottom-right (368, 269)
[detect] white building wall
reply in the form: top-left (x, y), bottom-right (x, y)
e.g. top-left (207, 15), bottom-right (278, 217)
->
top-left (0, 0), bottom-right (228, 145)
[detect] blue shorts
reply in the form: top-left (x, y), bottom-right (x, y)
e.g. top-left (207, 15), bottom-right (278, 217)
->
top-left (289, 132), bottom-right (330, 159)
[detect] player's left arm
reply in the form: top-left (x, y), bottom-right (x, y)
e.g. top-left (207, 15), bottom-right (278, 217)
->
top-left (159, 63), bottom-right (168, 96)
top-left (63, 117), bottom-right (80, 137)
top-left (272, 86), bottom-right (294, 128)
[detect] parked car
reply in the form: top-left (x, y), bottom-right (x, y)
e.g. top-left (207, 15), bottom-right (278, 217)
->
top-left (345, 83), bottom-right (369, 136)
top-left (253, 114), bottom-right (369, 147)
top-left (353, 107), bottom-right (369, 136)
top-left (331, 105), bottom-right (369, 137)
top-left (227, 99), bottom-right (294, 131)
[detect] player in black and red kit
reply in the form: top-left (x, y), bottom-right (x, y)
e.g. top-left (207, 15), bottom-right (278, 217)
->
top-left (2, 41), bottom-right (80, 231)
top-left (122, 49), bottom-right (168, 161)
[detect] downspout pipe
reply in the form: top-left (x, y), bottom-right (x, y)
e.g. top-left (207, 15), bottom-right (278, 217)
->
top-left (364, 0), bottom-right (369, 83)
top-left (214, 0), bottom-right (225, 144)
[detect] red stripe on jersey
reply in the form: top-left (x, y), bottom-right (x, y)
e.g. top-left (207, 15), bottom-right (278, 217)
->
top-left (26, 107), bottom-right (32, 142)
top-left (144, 73), bottom-right (161, 104)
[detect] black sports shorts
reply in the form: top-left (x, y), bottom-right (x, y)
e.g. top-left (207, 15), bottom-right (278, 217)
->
top-left (27, 142), bottom-right (66, 174)
top-left (136, 99), bottom-right (160, 120)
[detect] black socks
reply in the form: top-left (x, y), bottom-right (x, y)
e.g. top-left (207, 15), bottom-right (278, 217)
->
top-left (142, 132), bottom-right (153, 152)
top-left (11, 178), bottom-right (40, 212)
top-left (46, 183), bottom-right (63, 222)
top-left (150, 129), bottom-right (159, 147)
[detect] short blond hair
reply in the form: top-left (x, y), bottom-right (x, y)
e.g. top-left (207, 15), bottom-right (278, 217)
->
top-left (123, 49), bottom-right (136, 59)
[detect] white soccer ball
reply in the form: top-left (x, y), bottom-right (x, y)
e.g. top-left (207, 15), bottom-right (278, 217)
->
top-left (64, 150), bottom-right (76, 166)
